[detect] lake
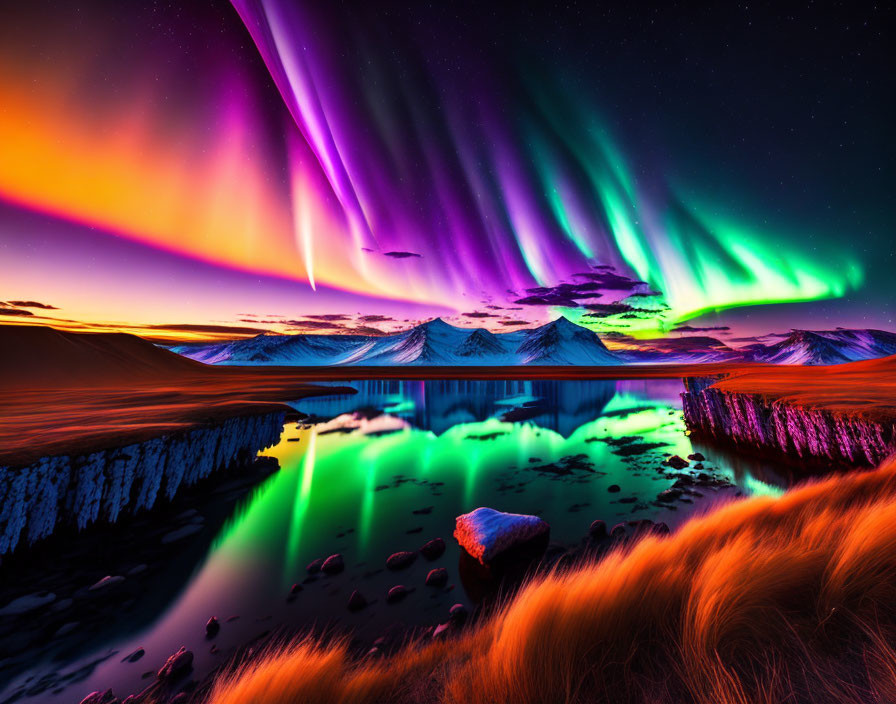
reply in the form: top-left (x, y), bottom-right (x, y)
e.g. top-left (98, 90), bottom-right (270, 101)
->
top-left (1, 379), bottom-right (792, 703)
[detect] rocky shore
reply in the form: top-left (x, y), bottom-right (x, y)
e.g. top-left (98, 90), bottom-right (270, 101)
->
top-left (0, 412), bottom-right (285, 556)
top-left (681, 370), bottom-right (896, 467)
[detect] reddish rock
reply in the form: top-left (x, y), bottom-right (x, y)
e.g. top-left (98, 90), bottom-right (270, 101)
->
top-left (347, 590), bottom-right (368, 611)
top-left (419, 537), bottom-right (446, 560)
top-left (425, 567), bottom-right (448, 587)
top-left (157, 646), bottom-right (193, 681)
top-left (386, 585), bottom-right (409, 603)
top-left (386, 551), bottom-right (417, 570)
top-left (321, 553), bottom-right (345, 574)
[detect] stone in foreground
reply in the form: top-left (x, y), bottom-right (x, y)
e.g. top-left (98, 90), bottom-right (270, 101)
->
top-left (454, 507), bottom-right (550, 565)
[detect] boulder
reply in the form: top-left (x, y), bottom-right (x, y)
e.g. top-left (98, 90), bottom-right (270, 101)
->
top-left (448, 603), bottom-right (468, 624)
top-left (386, 585), bottom-right (409, 603)
top-left (78, 690), bottom-right (118, 704)
top-left (321, 554), bottom-right (344, 574)
top-left (425, 567), bottom-right (448, 587)
top-left (386, 551), bottom-right (417, 570)
top-left (306, 558), bottom-right (325, 574)
top-left (666, 455), bottom-right (689, 469)
top-left (419, 537), bottom-right (446, 560)
top-left (687, 452), bottom-right (706, 462)
top-left (454, 508), bottom-right (549, 565)
top-left (157, 646), bottom-right (193, 681)
top-left (607, 484), bottom-right (620, 493)
top-left (588, 519), bottom-right (607, 539)
top-left (347, 590), bottom-right (368, 611)
top-left (205, 617), bottom-right (220, 638)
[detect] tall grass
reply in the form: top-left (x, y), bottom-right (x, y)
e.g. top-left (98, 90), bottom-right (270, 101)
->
top-left (210, 457), bottom-right (896, 704)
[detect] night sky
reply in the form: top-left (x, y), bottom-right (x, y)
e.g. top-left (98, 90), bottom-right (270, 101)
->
top-left (0, 1), bottom-right (891, 341)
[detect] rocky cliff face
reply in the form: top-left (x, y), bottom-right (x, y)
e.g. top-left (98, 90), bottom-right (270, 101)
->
top-left (682, 378), bottom-right (896, 467)
top-left (0, 412), bottom-right (284, 555)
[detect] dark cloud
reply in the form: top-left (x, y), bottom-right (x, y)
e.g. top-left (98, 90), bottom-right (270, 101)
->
top-left (672, 325), bottom-right (731, 333)
top-left (572, 271), bottom-right (646, 291)
top-left (498, 320), bottom-right (529, 326)
top-left (5, 300), bottom-right (58, 310)
top-left (304, 314), bottom-right (352, 321)
top-left (582, 302), bottom-right (658, 319)
top-left (462, 311), bottom-right (500, 318)
top-left (626, 291), bottom-right (663, 298)
top-left (285, 320), bottom-right (342, 330)
top-left (358, 314), bottom-right (393, 322)
top-left (484, 305), bottom-right (503, 310)
top-left (143, 323), bottom-right (269, 335)
top-left (0, 307), bottom-right (35, 317)
top-left (383, 251), bottom-right (422, 259)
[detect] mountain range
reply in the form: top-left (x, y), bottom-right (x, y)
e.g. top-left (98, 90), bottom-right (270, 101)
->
top-left (170, 318), bottom-right (896, 367)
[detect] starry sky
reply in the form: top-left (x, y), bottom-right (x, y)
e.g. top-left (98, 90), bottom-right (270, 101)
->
top-left (0, 1), bottom-right (892, 341)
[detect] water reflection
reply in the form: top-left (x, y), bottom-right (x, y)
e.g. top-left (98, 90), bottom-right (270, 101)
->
top-left (5, 379), bottom-right (790, 703)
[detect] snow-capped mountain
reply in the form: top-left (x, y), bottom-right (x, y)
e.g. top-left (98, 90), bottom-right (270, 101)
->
top-left (516, 316), bottom-right (618, 365)
top-left (171, 316), bottom-right (621, 366)
top-left (748, 329), bottom-right (896, 365)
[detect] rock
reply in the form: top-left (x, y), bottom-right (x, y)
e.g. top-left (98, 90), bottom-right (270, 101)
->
top-left (49, 597), bottom-right (73, 612)
top-left (78, 690), bottom-right (118, 704)
top-left (448, 603), bottom-right (468, 624)
top-left (169, 694), bottom-right (189, 704)
top-left (0, 591), bottom-right (56, 615)
top-left (454, 508), bottom-right (550, 565)
top-left (386, 551), bottom-right (417, 570)
top-left (126, 564), bottom-right (147, 576)
top-left (205, 617), bottom-right (220, 638)
top-left (654, 522), bottom-right (671, 535)
top-left (306, 558), bottom-right (325, 574)
top-left (425, 567), bottom-right (448, 587)
top-left (289, 583), bottom-right (303, 595)
top-left (687, 452), bottom-right (706, 462)
top-left (89, 575), bottom-right (125, 591)
top-left (432, 622), bottom-right (451, 638)
top-left (607, 484), bottom-right (621, 493)
top-left (157, 646), bottom-right (193, 681)
top-left (347, 590), bottom-right (368, 611)
top-left (161, 524), bottom-right (202, 544)
top-left (666, 455), bottom-right (689, 470)
top-left (610, 523), bottom-right (627, 539)
top-left (386, 585), bottom-right (409, 603)
top-left (54, 621), bottom-right (79, 637)
top-left (321, 554), bottom-right (344, 574)
top-left (419, 537), bottom-right (446, 560)
top-left (122, 647), bottom-right (145, 663)
top-left (588, 519), bottom-right (607, 539)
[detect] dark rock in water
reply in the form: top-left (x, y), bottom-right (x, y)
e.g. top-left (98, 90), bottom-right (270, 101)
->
top-left (449, 603), bottom-right (468, 624)
top-left (589, 520), bottom-right (607, 539)
top-left (657, 488), bottom-right (682, 502)
top-left (290, 583), bottom-right (303, 595)
top-left (78, 690), bottom-right (118, 704)
top-left (347, 590), bottom-right (368, 611)
top-left (121, 647), bottom-right (145, 663)
top-left (618, 497), bottom-right (637, 504)
top-left (425, 567), bottom-right (449, 587)
top-left (454, 507), bottom-right (550, 565)
top-left (88, 575), bottom-right (125, 592)
top-left (157, 647), bottom-right (193, 681)
top-left (654, 522), bottom-right (671, 535)
top-left (205, 617), bottom-right (220, 638)
top-left (420, 537), bottom-right (446, 560)
top-left (666, 455), bottom-right (689, 469)
top-left (607, 484), bottom-right (621, 493)
top-left (412, 506), bottom-right (433, 515)
top-left (306, 558), bottom-right (325, 574)
top-left (386, 585), bottom-right (409, 603)
top-left (687, 452), bottom-right (706, 462)
top-left (610, 523), bottom-right (627, 539)
top-left (321, 553), bottom-right (345, 574)
top-left (386, 551), bottom-right (417, 570)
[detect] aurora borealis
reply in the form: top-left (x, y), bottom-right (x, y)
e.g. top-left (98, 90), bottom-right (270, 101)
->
top-left (0, 1), bottom-right (891, 339)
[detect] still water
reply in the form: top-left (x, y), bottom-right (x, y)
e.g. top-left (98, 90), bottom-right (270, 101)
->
top-left (9, 379), bottom-right (789, 702)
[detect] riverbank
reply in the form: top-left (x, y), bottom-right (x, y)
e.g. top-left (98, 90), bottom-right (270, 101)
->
top-left (682, 355), bottom-right (896, 467)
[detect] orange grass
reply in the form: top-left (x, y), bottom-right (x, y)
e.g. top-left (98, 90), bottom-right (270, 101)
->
top-left (209, 456), bottom-right (896, 704)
